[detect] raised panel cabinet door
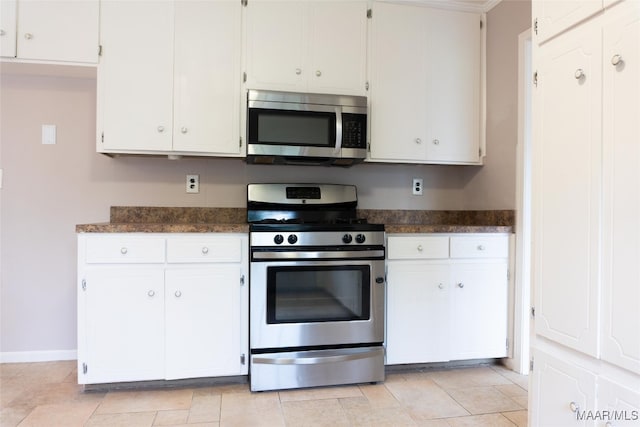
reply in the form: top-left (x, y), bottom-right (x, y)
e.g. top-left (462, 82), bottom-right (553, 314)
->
top-left (385, 262), bottom-right (451, 364)
top-left (244, 0), bottom-right (306, 92)
top-left (16, 0), bottom-right (98, 63)
top-left (165, 265), bottom-right (244, 379)
top-left (80, 267), bottom-right (165, 384)
top-left (97, 1), bottom-right (174, 152)
top-left (529, 347), bottom-right (597, 427)
top-left (307, 1), bottom-right (367, 95)
top-left (425, 8), bottom-right (481, 164)
top-left (449, 261), bottom-right (508, 360)
top-left (601, 3), bottom-right (640, 374)
top-left (534, 0), bottom-right (602, 44)
top-left (597, 377), bottom-right (640, 426)
top-left (532, 21), bottom-right (602, 357)
top-left (368, 1), bottom-right (428, 162)
top-left (0, 0), bottom-right (16, 58)
top-left (173, 0), bottom-right (242, 155)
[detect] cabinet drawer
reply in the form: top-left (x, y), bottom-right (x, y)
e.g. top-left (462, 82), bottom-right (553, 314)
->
top-left (85, 236), bottom-right (166, 263)
top-left (387, 235), bottom-right (449, 260)
top-left (167, 237), bottom-right (242, 263)
top-left (450, 235), bottom-right (508, 259)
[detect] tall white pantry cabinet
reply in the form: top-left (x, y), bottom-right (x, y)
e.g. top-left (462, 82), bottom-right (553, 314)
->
top-left (530, 0), bottom-right (640, 425)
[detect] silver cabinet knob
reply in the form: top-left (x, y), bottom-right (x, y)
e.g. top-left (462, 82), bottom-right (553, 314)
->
top-left (457, 283), bottom-right (464, 288)
top-left (477, 245), bottom-right (485, 251)
top-left (174, 290), bottom-right (182, 298)
top-left (417, 245), bottom-right (423, 252)
top-left (147, 290), bottom-right (155, 297)
top-left (202, 246), bottom-right (209, 254)
top-left (569, 401), bottom-right (580, 413)
top-left (574, 69), bottom-right (585, 79)
top-left (24, 33), bottom-right (33, 40)
top-left (433, 139), bottom-right (440, 145)
top-left (157, 126), bottom-right (165, 133)
top-left (120, 247), bottom-right (128, 255)
top-left (315, 70), bottom-right (322, 77)
top-left (295, 68), bottom-right (302, 75)
top-left (438, 283), bottom-right (444, 289)
top-left (415, 138), bottom-right (422, 144)
top-left (611, 54), bottom-right (623, 66)
top-left (180, 127), bottom-right (188, 134)
top-left (605, 422), bottom-right (613, 427)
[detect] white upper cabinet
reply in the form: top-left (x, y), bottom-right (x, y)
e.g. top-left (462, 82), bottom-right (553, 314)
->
top-left (98, 0), bottom-right (242, 156)
top-left (0, 0), bottom-right (17, 58)
top-left (244, 0), bottom-right (368, 96)
top-left (368, 1), bottom-right (484, 165)
top-left (1, 0), bottom-right (99, 63)
top-left (534, 0), bottom-right (602, 45)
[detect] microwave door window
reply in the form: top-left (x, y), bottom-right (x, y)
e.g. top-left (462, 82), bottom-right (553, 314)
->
top-left (256, 111), bottom-right (335, 147)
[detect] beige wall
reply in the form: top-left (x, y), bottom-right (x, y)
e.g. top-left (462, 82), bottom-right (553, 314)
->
top-left (0, 0), bottom-right (530, 358)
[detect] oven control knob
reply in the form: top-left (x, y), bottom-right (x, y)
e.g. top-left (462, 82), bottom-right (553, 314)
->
top-left (274, 234), bottom-right (284, 245)
top-left (355, 234), bottom-right (366, 244)
top-left (342, 234), bottom-right (353, 244)
top-left (287, 234), bottom-right (298, 244)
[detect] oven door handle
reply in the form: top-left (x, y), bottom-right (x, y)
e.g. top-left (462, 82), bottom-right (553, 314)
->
top-left (253, 348), bottom-right (382, 366)
top-left (252, 249), bottom-right (385, 260)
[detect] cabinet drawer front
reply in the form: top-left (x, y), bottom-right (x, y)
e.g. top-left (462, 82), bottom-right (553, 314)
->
top-left (85, 237), bottom-right (166, 263)
top-left (387, 236), bottom-right (449, 259)
top-left (450, 235), bottom-right (508, 258)
top-left (167, 237), bottom-right (242, 263)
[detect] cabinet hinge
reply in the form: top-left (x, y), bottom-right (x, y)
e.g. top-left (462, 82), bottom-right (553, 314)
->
top-left (479, 147), bottom-right (482, 158)
top-left (239, 136), bottom-right (243, 148)
top-left (98, 45), bottom-right (102, 56)
top-left (534, 18), bottom-right (538, 35)
top-left (240, 274), bottom-right (245, 286)
top-left (365, 81), bottom-right (369, 91)
top-left (367, 142), bottom-right (371, 152)
top-left (533, 71), bottom-right (538, 87)
top-left (243, 72), bottom-right (247, 83)
top-left (480, 19), bottom-right (483, 29)
top-left (82, 363), bottom-right (88, 374)
top-left (367, 8), bottom-right (372, 19)
top-left (240, 353), bottom-right (246, 365)
top-left (100, 132), bottom-right (104, 143)
top-left (506, 338), bottom-right (509, 350)
top-left (531, 306), bottom-right (535, 318)
top-left (507, 269), bottom-right (510, 280)
top-left (81, 279), bottom-right (87, 291)
top-left (529, 358), bottom-right (534, 371)
top-left (241, 0), bottom-right (247, 6)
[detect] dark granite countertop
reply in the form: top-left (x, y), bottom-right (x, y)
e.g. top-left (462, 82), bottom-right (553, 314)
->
top-left (76, 207), bottom-right (514, 234)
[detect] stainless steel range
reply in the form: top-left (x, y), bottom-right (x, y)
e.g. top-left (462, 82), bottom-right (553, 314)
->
top-left (248, 183), bottom-right (386, 392)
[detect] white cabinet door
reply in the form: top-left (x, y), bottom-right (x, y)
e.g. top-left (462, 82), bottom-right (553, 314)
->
top-left (0, 0), bottom-right (17, 57)
top-left (369, 1), bottom-right (428, 162)
top-left (244, 0), bottom-right (367, 95)
top-left (532, 21), bottom-right (602, 357)
top-left (369, 2), bottom-right (482, 165)
top-left (81, 267), bottom-right (165, 384)
top-left (172, 0), bottom-right (242, 155)
top-left (601, 4), bottom-right (640, 374)
top-left (530, 348), bottom-right (597, 427)
top-left (244, 0), bottom-right (306, 92)
top-left (16, 0), bottom-right (99, 63)
top-left (386, 262), bottom-right (450, 365)
top-left (165, 265), bottom-right (244, 379)
top-left (306, 1), bottom-right (367, 95)
top-left (98, 1), bottom-right (174, 152)
top-left (450, 261), bottom-right (508, 360)
top-left (534, 0), bottom-right (602, 44)
top-left (597, 377), bottom-right (640, 427)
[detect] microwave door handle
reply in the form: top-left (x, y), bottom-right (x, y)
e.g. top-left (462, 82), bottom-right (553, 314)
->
top-left (334, 107), bottom-right (342, 154)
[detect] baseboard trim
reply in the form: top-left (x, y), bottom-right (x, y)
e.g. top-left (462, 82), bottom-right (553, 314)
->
top-left (0, 350), bottom-right (77, 363)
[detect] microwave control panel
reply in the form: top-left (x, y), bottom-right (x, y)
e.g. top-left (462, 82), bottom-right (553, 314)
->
top-left (342, 114), bottom-right (367, 149)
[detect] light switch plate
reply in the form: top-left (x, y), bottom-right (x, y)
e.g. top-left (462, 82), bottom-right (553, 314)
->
top-left (42, 124), bottom-right (56, 145)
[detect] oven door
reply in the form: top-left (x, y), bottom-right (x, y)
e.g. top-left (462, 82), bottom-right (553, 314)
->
top-left (250, 253), bottom-right (385, 350)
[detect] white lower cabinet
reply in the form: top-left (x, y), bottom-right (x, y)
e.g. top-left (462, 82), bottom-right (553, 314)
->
top-left (77, 233), bottom-right (248, 385)
top-left (385, 233), bottom-right (510, 365)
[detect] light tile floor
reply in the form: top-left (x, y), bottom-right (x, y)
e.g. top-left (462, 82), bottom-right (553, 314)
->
top-left (0, 361), bottom-right (528, 427)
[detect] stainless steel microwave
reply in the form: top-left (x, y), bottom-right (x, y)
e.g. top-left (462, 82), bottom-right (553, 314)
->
top-left (246, 90), bottom-right (367, 167)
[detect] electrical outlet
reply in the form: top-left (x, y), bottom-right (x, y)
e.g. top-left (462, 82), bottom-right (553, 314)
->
top-left (186, 174), bottom-right (200, 193)
top-left (412, 178), bottom-right (423, 196)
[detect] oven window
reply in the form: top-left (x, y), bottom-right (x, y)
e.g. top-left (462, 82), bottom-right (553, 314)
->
top-left (266, 265), bottom-right (370, 324)
top-left (249, 109), bottom-right (336, 146)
